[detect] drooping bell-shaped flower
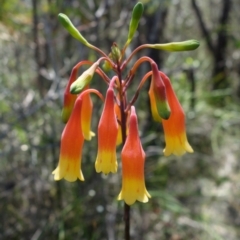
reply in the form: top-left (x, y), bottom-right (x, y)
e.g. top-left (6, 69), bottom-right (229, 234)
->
top-left (81, 86), bottom-right (95, 141)
top-left (118, 106), bottom-right (151, 205)
top-left (114, 102), bottom-right (122, 146)
top-left (61, 66), bottom-right (78, 123)
top-left (150, 62), bottom-right (171, 120)
top-left (95, 82), bottom-right (118, 174)
top-left (160, 72), bottom-right (194, 156)
top-left (52, 95), bottom-right (85, 182)
top-left (148, 78), bottom-right (162, 122)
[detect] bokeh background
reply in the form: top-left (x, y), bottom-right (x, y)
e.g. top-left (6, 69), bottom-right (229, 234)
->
top-left (0, 0), bottom-right (240, 239)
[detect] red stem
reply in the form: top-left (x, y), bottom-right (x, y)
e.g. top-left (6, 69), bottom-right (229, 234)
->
top-left (116, 62), bottom-right (130, 240)
top-left (121, 44), bottom-right (149, 71)
top-left (79, 88), bottom-right (104, 102)
top-left (125, 71), bottom-right (152, 113)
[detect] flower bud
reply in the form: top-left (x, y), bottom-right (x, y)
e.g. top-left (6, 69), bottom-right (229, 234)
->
top-left (151, 62), bottom-right (171, 120)
top-left (111, 43), bottom-right (121, 63)
top-left (148, 79), bottom-right (162, 122)
top-left (70, 62), bottom-right (99, 94)
top-left (147, 40), bottom-right (200, 52)
top-left (102, 57), bottom-right (112, 72)
top-left (126, 2), bottom-right (144, 45)
top-left (58, 13), bottom-right (90, 46)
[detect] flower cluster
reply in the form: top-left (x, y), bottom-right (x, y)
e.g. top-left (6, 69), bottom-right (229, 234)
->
top-left (53, 2), bottom-right (198, 205)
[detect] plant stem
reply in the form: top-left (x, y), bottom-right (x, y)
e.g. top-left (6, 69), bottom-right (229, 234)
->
top-left (124, 203), bottom-right (130, 240)
top-left (116, 63), bottom-right (130, 240)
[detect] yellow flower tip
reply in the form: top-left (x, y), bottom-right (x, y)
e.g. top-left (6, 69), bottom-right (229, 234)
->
top-left (117, 191), bottom-right (137, 205)
top-left (186, 144), bottom-right (194, 153)
top-left (83, 130), bottom-right (95, 141)
top-left (52, 163), bottom-right (65, 181)
top-left (88, 131), bottom-right (96, 140)
top-left (117, 186), bottom-right (151, 205)
top-left (64, 170), bottom-right (84, 182)
top-left (80, 89), bottom-right (95, 141)
top-left (95, 152), bottom-right (118, 174)
top-left (52, 160), bottom-right (85, 182)
top-left (147, 191), bottom-right (151, 199)
top-left (163, 134), bottom-right (194, 157)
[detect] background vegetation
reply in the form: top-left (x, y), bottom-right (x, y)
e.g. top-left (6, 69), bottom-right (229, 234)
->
top-left (0, 0), bottom-right (240, 239)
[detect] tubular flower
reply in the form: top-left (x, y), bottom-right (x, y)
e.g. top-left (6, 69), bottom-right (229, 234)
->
top-left (61, 66), bottom-right (78, 123)
top-left (148, 78), bottom-right (162, 122)
top-left (151, 62), bottom-right (171, 120)
top-left (81, 86), bottom-right (95, 141)
top-left (95, 85), bottom-right (118, 174)
top-left (160, 72), bottom-right (194, 156)
top-left (118, 106), bottom-right (151, 205)
top-left (114, 102), bottom-right (122, 146)
top-left (53, 95), bottom-right (85, 182)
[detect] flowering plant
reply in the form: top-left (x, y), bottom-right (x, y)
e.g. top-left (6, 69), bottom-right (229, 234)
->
top-left (52, 2), bottom-right (199, 239)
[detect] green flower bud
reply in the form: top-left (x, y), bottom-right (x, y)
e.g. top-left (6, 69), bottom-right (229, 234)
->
top-left (148, 40), bottom-right (200, 52)
top-left (127, 2), bottom-right (144, 45)
top-left (58, 13), bottom-right (89, 46)
top-left (154, 95), bottom-right (171, 120)
top-left (111, 43), bottom-right (121, 63)
top-left (70, 63), bottom-right (99, 94)
top-left (102, 59), bottom-right (112, 72)
top-left (151, 62), bottom-right (171, 120)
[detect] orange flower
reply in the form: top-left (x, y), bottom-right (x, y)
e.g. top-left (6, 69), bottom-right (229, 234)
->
top-left (81, 86), bottom-right (95, 141)
top-left (95, 86), bottom-right (118, 174)
top-left (53, 95), bottom-right (85, 182)
top-left (160, 72), bottom-right (193, 156)
top-left (118, 106), bottom-right (151, 205)
top-left (150, 62), bottom-right (171, 120)
top-left (114, 102), bottom-right (123, 145)
top-left (148, 78), bottom-right (162, 122)
top-left (61, 66), bottom-right (78, 123)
